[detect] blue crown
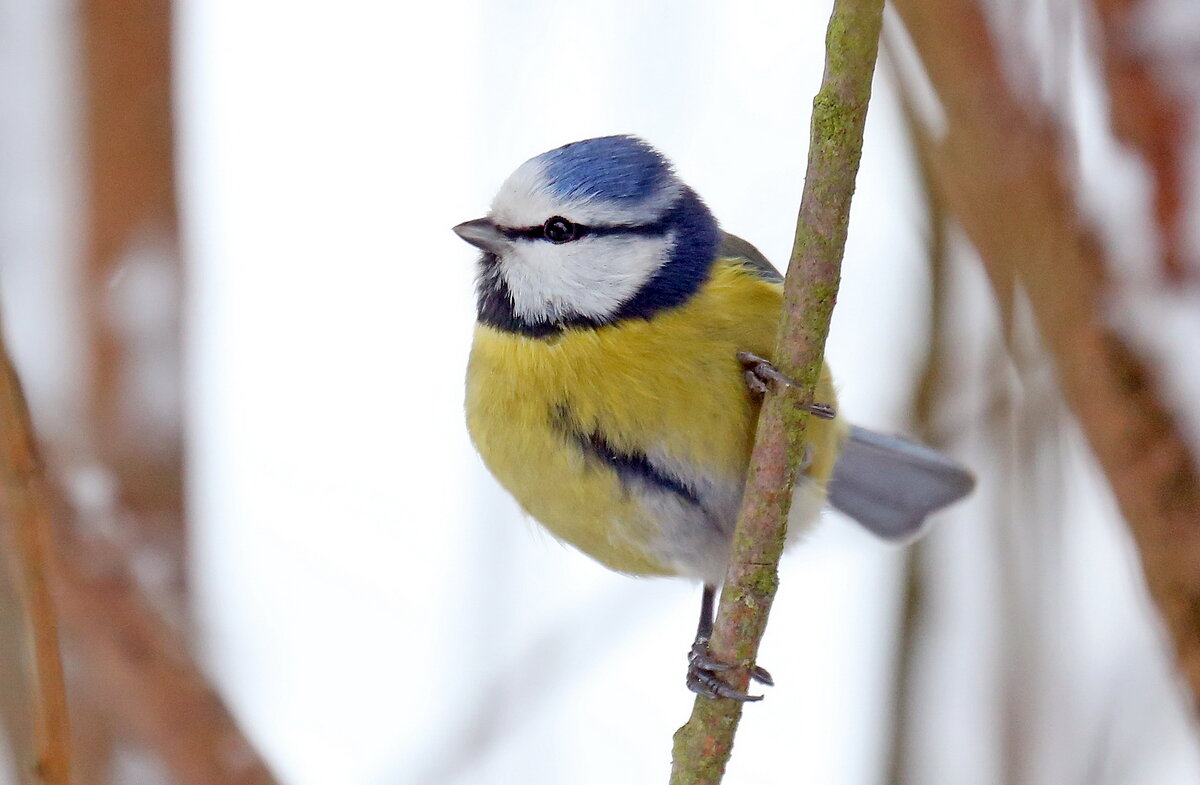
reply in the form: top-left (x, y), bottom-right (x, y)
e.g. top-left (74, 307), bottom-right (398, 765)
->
top-left (537, 135), bottom-right (674, 203)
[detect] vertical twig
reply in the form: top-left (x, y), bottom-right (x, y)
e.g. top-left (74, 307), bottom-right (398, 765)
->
top-left (883, 38), bottom-right (950, 782)
top-left (668, 0), bottom-right (885, 781)
top-left (82, 0), bottom-right (179, 440)
top-left (0, 320), bottom-right (71, 785)
top-left (1, 563), bottom-right (39, 785)
top-left (81, 0), bottom-right (187, 616)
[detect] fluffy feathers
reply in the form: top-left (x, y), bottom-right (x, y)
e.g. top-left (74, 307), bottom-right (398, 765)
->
top-left (460, 136), bottom-right (972, 584)
top-left (466, 258), bottom-right (845, 582)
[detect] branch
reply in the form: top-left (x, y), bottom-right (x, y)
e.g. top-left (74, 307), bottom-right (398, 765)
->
top-left (883, 42), bottom-right (950, 784)
top-left (0, 320), bottom-right (72, 785)
top-left (892, 0), bottom-right (1200, 704)
top-left (1091, 0), bottom-right (1191, 283)
top-left (1, 552), bottom-right (42, 785)
top-left (49, 527), bottom-right (283, 785)
top-left (669, 0), bottom-right (885, 781)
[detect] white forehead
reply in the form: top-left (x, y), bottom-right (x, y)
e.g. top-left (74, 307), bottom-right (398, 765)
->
top-left (489, 157), bottom-right (681, 229)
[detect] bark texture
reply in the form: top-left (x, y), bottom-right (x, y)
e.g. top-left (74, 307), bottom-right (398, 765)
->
top-left (668, 0), bottom-right (885, 781)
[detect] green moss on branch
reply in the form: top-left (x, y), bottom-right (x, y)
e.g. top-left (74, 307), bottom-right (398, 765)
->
top-left (668, 0), bottom-right (885, 781)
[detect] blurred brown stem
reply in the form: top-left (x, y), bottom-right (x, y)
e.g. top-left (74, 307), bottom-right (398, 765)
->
top-left (0, 322), bottom-right (72, 785)
top-left (82, 0), bottom-right (180, 455)
top-left (1091, 0), bottom-right (1190, 282)
top-left (894, 0), bottom-right (1200, 705)
top-left (883, 35), bottom-right (949, 782)
top-left (48, 525), bottom-right (282, 785)
top-left (669, 0), bottom-right (884, 780)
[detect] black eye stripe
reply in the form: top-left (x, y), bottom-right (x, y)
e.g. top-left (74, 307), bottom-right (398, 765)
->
top-left (497, 215), bottom-right (673, 243)
top-left (497, 222), bottom-right (588, 242)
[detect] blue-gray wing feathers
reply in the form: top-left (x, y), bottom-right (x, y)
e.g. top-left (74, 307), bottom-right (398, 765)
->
top-left (719, 233), bottom-right (783, 283)
top-left (829, 426), bottom-right (975, 541)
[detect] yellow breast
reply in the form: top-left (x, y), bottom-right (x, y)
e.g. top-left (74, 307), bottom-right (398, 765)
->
top-left (464, 259), bottom-right (842, 577)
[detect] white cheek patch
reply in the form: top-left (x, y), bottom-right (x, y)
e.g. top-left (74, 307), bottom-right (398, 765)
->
top-left (501, 233), bottom-right (673, 323)
top-left (490, 159), bottom-right (681, 229)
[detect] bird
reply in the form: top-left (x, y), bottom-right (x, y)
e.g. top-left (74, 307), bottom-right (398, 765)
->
top-left (454, 135), bottom-right (974, 701)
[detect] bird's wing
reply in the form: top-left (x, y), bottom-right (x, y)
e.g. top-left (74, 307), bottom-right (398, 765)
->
top-left (719, 232), bottom-right (783, 283)
top-left (828, 426), bottom-right (975, 541)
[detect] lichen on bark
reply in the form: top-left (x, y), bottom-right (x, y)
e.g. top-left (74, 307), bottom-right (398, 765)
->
top-left (667, 0), bottom-right (886, 782)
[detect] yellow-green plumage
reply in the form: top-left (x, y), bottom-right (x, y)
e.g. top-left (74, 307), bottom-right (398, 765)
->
top-left (456, 134), bottom-right (973, 703)
top-left (466, 256), bottom-right (845, 579)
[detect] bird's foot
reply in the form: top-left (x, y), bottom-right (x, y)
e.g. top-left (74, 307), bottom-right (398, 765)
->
top-left (686, 637), bottom-right (774, 702)
top-left (736, 351), bottom-right (836, 420)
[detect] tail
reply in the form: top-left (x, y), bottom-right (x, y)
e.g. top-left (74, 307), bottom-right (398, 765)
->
top-left (828, 426), bottom-right (975, 542)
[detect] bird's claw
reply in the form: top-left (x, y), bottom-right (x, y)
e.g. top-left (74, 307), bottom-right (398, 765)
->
top-left (686, 637), bottom-right (773, 702)
top-left (736, 351), bottom-right (836, 420)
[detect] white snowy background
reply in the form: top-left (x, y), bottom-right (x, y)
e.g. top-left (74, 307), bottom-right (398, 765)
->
top-left (2, 0), bottom-right (1200, 783)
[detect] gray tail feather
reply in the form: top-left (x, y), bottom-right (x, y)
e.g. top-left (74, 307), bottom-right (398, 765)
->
top-left (828, 425), bottom-right (975, 542)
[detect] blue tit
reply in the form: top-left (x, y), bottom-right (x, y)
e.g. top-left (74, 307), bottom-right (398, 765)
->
top-left (455, 135), bottom-right (974, 700)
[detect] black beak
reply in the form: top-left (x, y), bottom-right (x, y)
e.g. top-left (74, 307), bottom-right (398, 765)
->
top-left (453, 217), bottom-right (510, 254)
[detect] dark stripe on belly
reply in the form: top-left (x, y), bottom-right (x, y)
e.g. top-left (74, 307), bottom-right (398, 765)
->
top-left (554, 408), bottom-right (701, 507)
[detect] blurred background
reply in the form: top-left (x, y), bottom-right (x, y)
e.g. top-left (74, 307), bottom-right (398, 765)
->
top-left (1, 0), bottom-right (1199, 783)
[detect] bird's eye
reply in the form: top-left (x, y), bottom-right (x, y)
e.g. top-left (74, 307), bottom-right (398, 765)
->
top-left (543, 216), bottom-right (578, 244)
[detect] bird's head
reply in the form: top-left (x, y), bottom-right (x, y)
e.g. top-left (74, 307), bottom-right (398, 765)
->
top-left (454, 135), bottom-right (720, 336)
